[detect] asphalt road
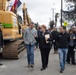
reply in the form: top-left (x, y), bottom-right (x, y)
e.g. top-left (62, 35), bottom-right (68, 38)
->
top-left (0, 48), bottom-right (76, 75)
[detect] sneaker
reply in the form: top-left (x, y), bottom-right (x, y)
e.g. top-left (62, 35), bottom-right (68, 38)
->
top-left (26, 64), bottom-right (31, 68)
top-left (67, 62), bottom-right (70, 64)
top-left (46, 65), bottom-right (48, 68)
top-left (0, 63), bottom-right (3, 65)
top-left (30, 64), bottom-right (34, 68)
top-left (72, 63), bottom-right (76, 65)
top-left (0, 65), bottom-right (6, 68)
top-left (40, 68), bottom-right (46, 71)
top-left (60, 70), bottom-right (63, 73)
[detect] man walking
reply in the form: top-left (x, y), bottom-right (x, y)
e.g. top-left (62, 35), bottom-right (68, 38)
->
top-left (57, 26), bottom-right (70, 73)
top-left (23, 22), bottom-right (37, 68)
top-left (72, 26), bottom-right (76, 50)
top-left (52, 27), bottom-right (59, 54)
top-left (0, 23), bottom-right (4, 65)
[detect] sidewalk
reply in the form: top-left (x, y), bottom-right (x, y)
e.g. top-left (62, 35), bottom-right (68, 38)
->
top-left (0, 48), bottom-right (76, 75)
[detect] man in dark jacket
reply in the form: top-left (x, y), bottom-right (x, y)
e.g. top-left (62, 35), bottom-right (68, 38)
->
top-left (67, 29), bottom-right (76, 65)
top-left (72, 26), bottom-right (76, 47)
top-left (0, 23), bottom-right (4, 65)
top-left (52, 27), bottom-right (59, 54)
top-left (35, 26), bottom-right (41, 48)
top-left (57, 26), bottom-right (70, 73)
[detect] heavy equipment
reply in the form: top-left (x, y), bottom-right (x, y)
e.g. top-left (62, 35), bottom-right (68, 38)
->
top-left (0, 0), bottom-right (30, 58)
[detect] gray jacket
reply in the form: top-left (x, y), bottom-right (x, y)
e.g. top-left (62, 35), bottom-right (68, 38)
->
top-left (23, 27), bottom-right (37, 45)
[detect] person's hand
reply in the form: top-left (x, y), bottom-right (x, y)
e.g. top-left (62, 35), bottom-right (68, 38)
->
top-left (3, 45), bottom-right (4, 48)
top-left (46, 38), bottom-right (48, 41)
top-left (34, 46), bottom-right (36, 50)
top-left (34, 34), bottom-right (37, 37)
top-left (73, 37), bottom-right (75, 39)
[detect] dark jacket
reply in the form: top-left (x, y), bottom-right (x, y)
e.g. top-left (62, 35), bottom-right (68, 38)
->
top-left (0, 30), bottom-right (4, 47)
top-left (35, 31), bottom-right (52, 49)
top-left (69, 33), bottom-right (75, 47)
top-left (73, 32), bottom-right (76, 46)
top-left (51, 30), bottom-right (59, 42)
top-left (57, 32), bottom-right (70, 48)
top-left (37, 29), bottom-right (41, 37)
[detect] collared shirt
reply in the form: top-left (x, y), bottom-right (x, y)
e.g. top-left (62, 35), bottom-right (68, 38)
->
top-left (23, 27), bottom-right (37, 45)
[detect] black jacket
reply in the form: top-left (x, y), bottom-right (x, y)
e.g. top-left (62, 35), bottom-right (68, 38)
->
top-left (0, 30), bottom-right (4, 47)
top-left (51, 31), bottom-right (59, 41)
top-left (57, 32), bottom-right (70, 48)
top-left (35, 31), bottom-right (52, 49)
top-left (73, 32), bottom-right (76, 46)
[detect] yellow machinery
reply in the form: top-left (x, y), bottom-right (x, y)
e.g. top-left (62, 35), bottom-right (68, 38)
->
top-left (0, 11), bottom-right (22, 40)
top-left (0, 0), bottom-right (30, 58)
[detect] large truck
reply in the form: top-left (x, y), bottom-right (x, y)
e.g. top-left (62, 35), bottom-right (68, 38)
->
top-left (0, 0), bottom-right (30, 58)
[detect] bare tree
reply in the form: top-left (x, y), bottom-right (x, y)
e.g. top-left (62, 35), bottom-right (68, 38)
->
top-left (65, 0), bottom-right (76, 3)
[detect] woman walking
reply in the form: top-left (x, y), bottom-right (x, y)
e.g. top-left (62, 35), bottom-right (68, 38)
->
top-left (67, 29), bottom-right (76, 65)
top-left (35, 25), bottom-right (52, 71)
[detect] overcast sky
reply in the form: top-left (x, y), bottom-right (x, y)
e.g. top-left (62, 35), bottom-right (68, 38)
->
top-left (18, 0), bottom-right (62, 27)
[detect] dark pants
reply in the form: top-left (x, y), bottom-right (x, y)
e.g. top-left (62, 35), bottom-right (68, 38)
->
top-left (40, 48), bottom-right (51, 69)
top-left (53, 41), bottom-right (58, 52)
top-left (67, 46), bottom-right (75, 64)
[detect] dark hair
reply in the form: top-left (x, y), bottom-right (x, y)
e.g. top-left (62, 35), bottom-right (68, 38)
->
top-left (61, 26), bottom-right (66, 30)
top-left (69, 29), bottom-right (73, 33)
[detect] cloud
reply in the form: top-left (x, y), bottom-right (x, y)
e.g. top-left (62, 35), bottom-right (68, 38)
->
top-left (17, 0), bottom-right (61, 26)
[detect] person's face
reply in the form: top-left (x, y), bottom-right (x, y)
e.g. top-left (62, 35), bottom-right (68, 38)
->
top-left (70, 30), bottom-right (73, 34)
top-left (73, 27), bottom-right (76, 32)
top-left (59, 27), bottom-right (65, 33)
top-left (53, 27), bottom-right (57, 31)
top-left (72, 26), bottom-right (76, 32)
top-left (30, 23), bottom-right (34, 29)
top-left (41, 26), bottom-right (45, 32)
top-left (37, 26), bottom-right (41, 30)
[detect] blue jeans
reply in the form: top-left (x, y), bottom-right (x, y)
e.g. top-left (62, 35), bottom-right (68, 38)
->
top-left (26, 44), bottom-right (35, 65)
top-left (58, 48), bottom-right (68, 70)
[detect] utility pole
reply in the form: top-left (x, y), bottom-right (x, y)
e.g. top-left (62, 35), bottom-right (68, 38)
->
top-left (51, 3), bottom-right (55, 21)
top-left (61, 0), bottom-right (63, 26)
top-left (52, 8), bottom-right (55, 21)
